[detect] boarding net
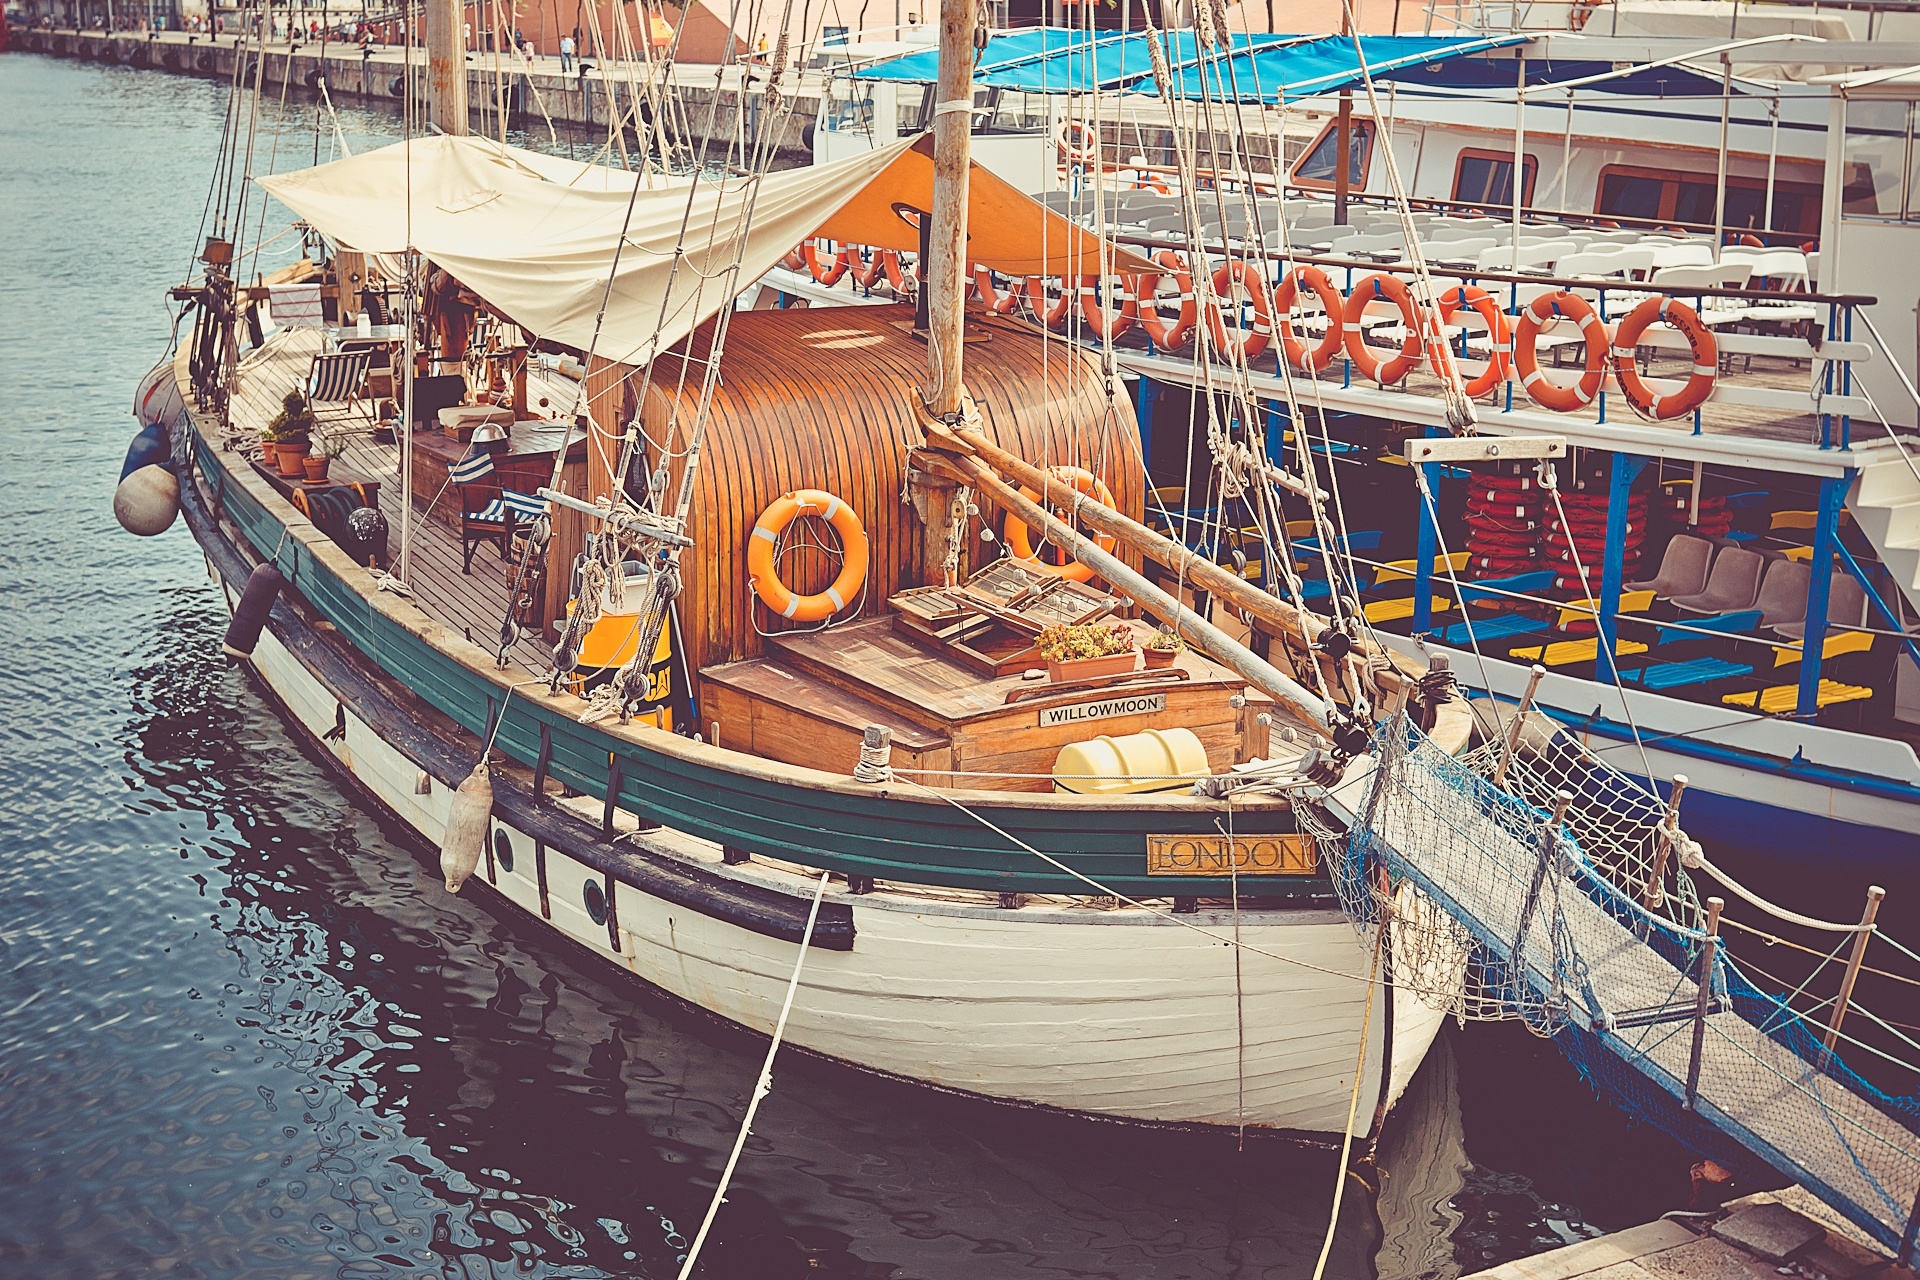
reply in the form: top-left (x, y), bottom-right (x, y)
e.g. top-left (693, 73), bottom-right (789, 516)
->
top-left (1311, 713), bottom-right (1920, 1254)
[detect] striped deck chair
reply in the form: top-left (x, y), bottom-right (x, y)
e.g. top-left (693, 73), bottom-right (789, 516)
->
top-left (306, 350), bottom-right (376, 429)
top-left (454, 449), bottom-right (547, 573)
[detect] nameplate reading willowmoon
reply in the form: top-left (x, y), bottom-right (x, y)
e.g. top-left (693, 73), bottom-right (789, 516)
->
top-left (1146, 834), bottom-right (1316, 876)
top-left (1038, 693), bottom-right (1166, 727)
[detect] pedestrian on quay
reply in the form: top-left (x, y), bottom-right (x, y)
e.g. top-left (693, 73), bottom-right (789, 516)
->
top-left (559, 32), bottom-right (573, 71)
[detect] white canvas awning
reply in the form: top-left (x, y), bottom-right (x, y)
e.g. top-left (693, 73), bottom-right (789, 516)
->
top-left (258, 134), bottom-right (1153, 369)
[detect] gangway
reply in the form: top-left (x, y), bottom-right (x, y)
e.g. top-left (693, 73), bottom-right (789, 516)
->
top-left (1309, 716), bottom-right (1920, 1258)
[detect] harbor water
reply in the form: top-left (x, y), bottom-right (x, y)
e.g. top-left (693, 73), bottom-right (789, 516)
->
top-left (1, 51), bottom-right (1891, 1279)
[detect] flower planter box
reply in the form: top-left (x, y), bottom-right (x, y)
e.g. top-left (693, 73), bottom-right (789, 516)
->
top-left (1046, 652), bottom-right (1137, 683)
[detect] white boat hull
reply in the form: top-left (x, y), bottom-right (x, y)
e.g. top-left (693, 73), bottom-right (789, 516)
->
top-left (236, 577), bottom-right (1447, 1137)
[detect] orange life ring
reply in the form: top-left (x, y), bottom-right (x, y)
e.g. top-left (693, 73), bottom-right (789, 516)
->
top-left (1272, 265), bottom-right (1345, 372)
top-left (1610, 296), bottom-right (1718, 420)
top-left (1078, 275), bottom-right (1137, 341)
top-left (1342, 273), bottom-right (1424, 385)
top-left (1022, 276), bottom-right (1073, 330)
top-left (972, 266), bottom-right (1021, 315)
top-left (1514, 290), bottom-right (1609, 412)
top-left (1132, 170), bottom-right (1170, 195)
top-left (746, 488), bottom-right (870, 622)
top-left (849, 244), bottom-right (886, 289)
top-left (1002, 466), bottom-right (1118, 585)
top-left (1436, 284), bottom-right (1513, 397)
top-left (801, 240), bottom-right (848, 287)
top-left (1205, 260), bottom-right (1273, 361)
top-left (782, 245), bottom-right (807, 272)
top-left (1137, 251), bottom-right (1195, 351)
top-left (881, 250), bottom-right (916, 294)
top-left (1057, 120), bottom-right (1099, 165)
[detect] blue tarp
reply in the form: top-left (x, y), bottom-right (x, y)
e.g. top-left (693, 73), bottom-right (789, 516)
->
top-left (850, 28), bottom-right (1529, 101)
top-left (1138, 33), bottom-right (1529, 102)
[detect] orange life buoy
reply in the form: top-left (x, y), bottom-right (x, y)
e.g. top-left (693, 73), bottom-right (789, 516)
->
top-left (1022, 276), bottom-right (1073, 330)
top-left (1342, 273), bottom-right (1424, 386)
top-left (782, 245), bottom-right (807, 272)
top-left (972, 266), bottom-right (1021, 315)
top-left (849, 244), bottom-right (886, 289)
top-left (1514, 290), bottom-right (1609, 412)
top-left (1205, 260), bottom-right (1273, 362)
top-left (1132, 170), bottom-right (1170, 195)
top-left (1610, 295), bottom-right (1718, 420)
top-left (1435, 285), bottom-right (1513, 398)
top-left (881, 250), bottom-right (916, 294)
top-left (1137, 251), bottom-right (1195, 351)
top-left (1057, 120), bottom-right (1099, 165)
top-left (1272, 265), bottom-right (1345, 373)
top-left (747, 489), bottom-right (870, 622)
top-left (1078, 275), bottom-right (1137, 341)
top-left (801, 240), bottom-right (849, 287)
top-left (1002, 466), bottom-right (1118, 585)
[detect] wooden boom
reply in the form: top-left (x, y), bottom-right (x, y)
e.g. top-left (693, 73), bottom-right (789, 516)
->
top-left (942, 423), bottom-right (1410, 696)
top-left (943, 449), bottom-right (1333, 738)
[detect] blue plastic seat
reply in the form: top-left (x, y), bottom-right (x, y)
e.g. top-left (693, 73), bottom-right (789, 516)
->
top-left (1438, 614), bottom-right (1547, 646)
top-left (1621, 657), bottom-right (1754, 691)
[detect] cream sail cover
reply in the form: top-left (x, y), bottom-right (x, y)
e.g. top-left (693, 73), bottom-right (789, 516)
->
top-left (258, 134), bottom-right (1153, 368)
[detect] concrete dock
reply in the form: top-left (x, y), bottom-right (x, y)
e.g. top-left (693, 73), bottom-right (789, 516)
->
top-left (1467, 1191), bottom-right (1912, 1280)
top-left (9, 27), bottom-right (819, 159)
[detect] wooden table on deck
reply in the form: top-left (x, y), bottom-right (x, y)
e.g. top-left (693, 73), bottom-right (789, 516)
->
top-left (699, 617), bottom-right (1268, 792)
top-left (409, 419), bottom-right (589, 631)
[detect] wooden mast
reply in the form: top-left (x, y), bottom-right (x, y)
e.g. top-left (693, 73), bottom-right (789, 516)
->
top-left (925, 0), bottom-right (975, 416)
top-left (425, 0), bottom-right (468, 136)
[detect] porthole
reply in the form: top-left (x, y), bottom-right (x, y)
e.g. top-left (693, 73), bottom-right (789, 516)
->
top-left (582, 878), bottom-right (608, 926)
top-left (493, 829), bottom-right (514, 874)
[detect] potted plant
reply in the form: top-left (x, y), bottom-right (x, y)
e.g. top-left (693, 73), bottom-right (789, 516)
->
top-left (1143, 628), bottom-right (1185, 669)
top-left (258, 421), bottom-right (280, 466)
top-left (1036, 623), bottom-right (1137, 684)
top-left (266, 391), bottom-right (315, 477)
top-left (303, 432), bottom-right (345, 483)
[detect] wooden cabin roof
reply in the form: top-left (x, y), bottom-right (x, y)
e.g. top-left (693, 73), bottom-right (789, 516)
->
top-left (637, 304), bottom-right (1144, 674)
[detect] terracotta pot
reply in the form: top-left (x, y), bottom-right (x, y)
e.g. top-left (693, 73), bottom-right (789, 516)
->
top-left (1142, 646), bottom-right (1179, 669)
top-left (1045, 651), bottom-right (1137, 683)
top-left (275, 443), bottom-right (310, 478)
top-left (260, 439), bottom-right (279, 465)
top-left (302, 456), bottom-right (331, 483)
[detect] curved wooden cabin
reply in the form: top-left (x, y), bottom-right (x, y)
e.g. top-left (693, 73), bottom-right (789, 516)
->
top-left (607, 303), bottom-right (1146, 673)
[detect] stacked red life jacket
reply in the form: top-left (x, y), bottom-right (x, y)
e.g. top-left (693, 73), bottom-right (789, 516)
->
top-left (1545, 481), bottom-right (1649, 591)
top-left (1463, 463), bottom-right (1544, 579)
top-left (1654, 482), bottom-right (1734, 539)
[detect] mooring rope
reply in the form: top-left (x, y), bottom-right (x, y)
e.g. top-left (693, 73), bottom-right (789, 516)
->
top-left (675, 870), bottom-right (831, 1279)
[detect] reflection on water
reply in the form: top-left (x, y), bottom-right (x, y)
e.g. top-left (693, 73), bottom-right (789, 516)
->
top-left (0, 49), bottom-right (1819, 1280)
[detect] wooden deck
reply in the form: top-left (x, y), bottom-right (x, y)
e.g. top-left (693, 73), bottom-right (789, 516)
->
top-left (228, 328), bottom-right (555, 676)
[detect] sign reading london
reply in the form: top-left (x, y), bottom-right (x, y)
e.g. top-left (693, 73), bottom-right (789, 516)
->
top-left (1037, 693), bottom-right (1167, 728)
top-left (1145, 834), bottom-right (1317, 876)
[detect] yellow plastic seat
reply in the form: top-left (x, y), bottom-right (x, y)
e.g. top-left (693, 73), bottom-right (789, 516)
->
top-left (1363, 596), bottom-right (1454, 624)
top-left (1552, 589), bottom-right (1656, 630)
top-left (1373, 551), bottom-right (1473, 585)
top-left (1723, 680), bottom-right (1873, 714)
top-left (1770, 630), bottom-right (1874, 667)
top-left (1781, 545), bottom-right (1814, 562)
top-left (1508, 637), bottom-right (1649, 667)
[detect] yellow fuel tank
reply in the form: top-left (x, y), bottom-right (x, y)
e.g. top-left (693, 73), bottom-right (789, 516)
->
top-left (1052, 727), bottom-right (1210, 795)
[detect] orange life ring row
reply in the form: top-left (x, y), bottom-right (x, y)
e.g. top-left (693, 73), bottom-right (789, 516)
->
top-left (783, 240), bottom-right (917, 293)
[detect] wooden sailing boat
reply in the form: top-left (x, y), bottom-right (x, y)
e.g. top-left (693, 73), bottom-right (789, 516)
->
top-left (144, 0), bottom-right (1472, 1139)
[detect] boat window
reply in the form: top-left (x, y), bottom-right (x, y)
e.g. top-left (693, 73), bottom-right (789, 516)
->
top-left (821, 79), bottom-right (878, 135)
top-left (1291, 117), bottom-right (1374, 191)
top-left (1596, 163), bottom-right (1822, 235)
top-left (1842, 98), bottom-right (1912, 220)
top-left (1598, 169), bottom-right (1665, 222)
top-left (901, 83), bottom-right (935, 135)
top-left (1452, 148), bottom-right (1535, 206)
top-left (981, 88), bottom-right (1047, 135)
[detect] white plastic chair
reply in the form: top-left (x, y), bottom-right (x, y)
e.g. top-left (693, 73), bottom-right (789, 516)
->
top-left (1650, 240), bottom-right (1715, 270)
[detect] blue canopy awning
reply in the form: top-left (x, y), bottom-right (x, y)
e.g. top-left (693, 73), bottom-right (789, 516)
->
top-left (1139, 33), bottom-right (1530, 103)
top-left (851, 27), bottom-right (1300, 94)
